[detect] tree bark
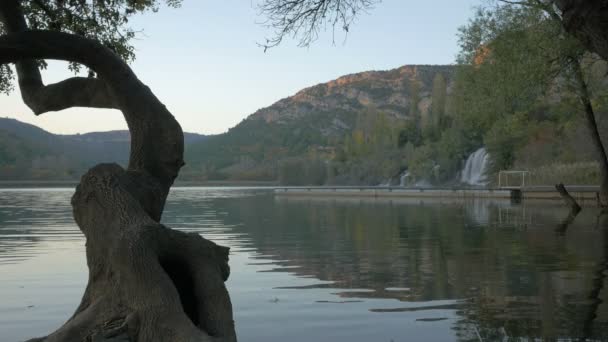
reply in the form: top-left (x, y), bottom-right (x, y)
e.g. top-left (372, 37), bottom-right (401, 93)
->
top-left (0, 10), bottom-right (237, 342)
top-left (555, 0), bottom-right (608, 61)
top-left (33, 163), bottom-right (235, 342)
top-left (571, 59), bottom-right (608, 207)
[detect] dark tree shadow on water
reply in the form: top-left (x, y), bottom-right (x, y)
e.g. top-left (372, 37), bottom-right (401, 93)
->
top-left (580, 213), bottom-right (608, 341)
top-left (555, 206), bottom-right (582, 235)
top-left (552, 184), bottom-right (608, 340)
top-left (555, 183), bottom-right (582, 236)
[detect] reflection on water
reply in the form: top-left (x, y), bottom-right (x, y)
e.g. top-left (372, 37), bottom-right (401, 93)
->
top-left (0, 189), bottom-right (78, 265)
top-left (0, 188), bottom-right (607, 341)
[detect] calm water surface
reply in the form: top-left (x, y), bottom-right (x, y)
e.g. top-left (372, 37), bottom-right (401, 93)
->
top-left (0, 188), bottom-right (607, 341)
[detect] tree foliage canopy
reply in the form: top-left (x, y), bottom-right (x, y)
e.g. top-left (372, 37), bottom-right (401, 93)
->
top-left (0, 0), bottom-right (182, 93)
top-left (21, 0), bottom-right (181, 59)
top-left (453, 2), bottom-right (590, 132)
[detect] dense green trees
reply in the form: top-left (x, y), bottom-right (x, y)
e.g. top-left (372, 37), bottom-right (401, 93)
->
top-left (453, 2), bottom-right (608, 195)
top-left (329, 2), bottom-right (608, 187)
top-left (333, 110), bottom-right (403, 184)
top-left (278, 157), bottom-right (327, 185)
top-left (430, 73), bottom-right (447, 128)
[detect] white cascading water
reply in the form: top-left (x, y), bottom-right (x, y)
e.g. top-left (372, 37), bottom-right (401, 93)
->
top-left (460, 147), bottom-right (489, 186)
top-left (399, 171), bottom-right (410, 186)
top-left (399, 170), bottom-right (431, 187)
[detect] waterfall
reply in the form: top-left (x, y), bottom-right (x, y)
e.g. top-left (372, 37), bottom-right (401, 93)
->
top-left (460, 147), bottom-right (489, 186)
top-left (399, 171), bottom-right (410, 186)
top-left (399, 171), bottom-right (431, 187)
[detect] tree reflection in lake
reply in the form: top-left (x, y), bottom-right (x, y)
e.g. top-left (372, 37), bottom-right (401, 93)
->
top-left (182, 194), bottom-right (608, 341)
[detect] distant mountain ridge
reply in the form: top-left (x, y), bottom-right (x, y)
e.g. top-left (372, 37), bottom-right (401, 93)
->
top-left (68, 130), bottom-right (206, 145)
top-left (0, 117), bottom-right (206, 180)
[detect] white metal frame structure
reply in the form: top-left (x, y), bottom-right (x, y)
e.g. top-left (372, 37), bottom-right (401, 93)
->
top-left (498, 170), bottom-right (530, 189)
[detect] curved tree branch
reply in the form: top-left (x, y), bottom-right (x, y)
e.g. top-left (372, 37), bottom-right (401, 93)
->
top-left (0, 0), bottom-right (117, 114)
top-left (0, 29), bottom-right (184, 217)
top-left (15, 76), bottom-right (117, 114)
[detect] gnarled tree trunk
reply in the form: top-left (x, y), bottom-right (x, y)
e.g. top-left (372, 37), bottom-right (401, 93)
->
top-left (571, 58), bottom-right (608, 207)
top-left (0, 3), bottom-right (237, 341)
top-left (555, 0), bottom-right (608, 62)
top-left (32, 163), bottom-right (236, 342)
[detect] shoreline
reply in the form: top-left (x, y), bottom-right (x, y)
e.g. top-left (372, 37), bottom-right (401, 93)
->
top-left (0, 182), bottom-right (600, 204)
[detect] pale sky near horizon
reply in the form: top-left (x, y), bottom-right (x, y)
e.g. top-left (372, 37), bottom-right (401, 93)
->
top-left (0, 0), bottom-right (482, 135)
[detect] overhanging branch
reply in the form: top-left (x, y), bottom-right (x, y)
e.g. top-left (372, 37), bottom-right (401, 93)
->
top-left (0, 30), bottom-right (185, 191)
top-left (0, 0), bottom-right (117, 114)
top-left (18, 76), bottom-right (117, 114)
top-left (0, 30), bottom-right (131, 87)
top-left (258, 0), bottom-right (378, 49)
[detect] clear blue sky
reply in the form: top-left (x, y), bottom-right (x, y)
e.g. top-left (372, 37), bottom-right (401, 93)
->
top-left (1, 0), bottom-right (482, 135)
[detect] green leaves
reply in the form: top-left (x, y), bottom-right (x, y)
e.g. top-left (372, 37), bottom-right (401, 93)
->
top-left (484, 111), bottom-right (529, 172)
top-left (451, 2), bottom-right (590, 170)
top-left (12, 1), bottom-right (179, 68)
top-left (0, 0), bottom-right (181, 93)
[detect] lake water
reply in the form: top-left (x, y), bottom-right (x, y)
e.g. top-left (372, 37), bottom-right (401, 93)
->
top-left (0, 188), bottom-right (607, 341)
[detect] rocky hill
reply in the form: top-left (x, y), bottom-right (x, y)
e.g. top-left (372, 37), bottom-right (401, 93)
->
top-left (184, 65), bottom-right (455, 181)
top-left (251, 65), bottom-right (454, 126)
